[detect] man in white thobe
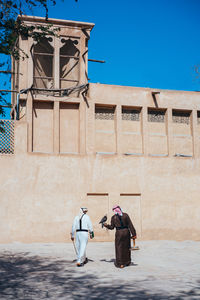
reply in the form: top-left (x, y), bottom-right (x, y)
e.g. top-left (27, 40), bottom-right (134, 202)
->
top-left (71, 207), bottom-right (94, 267)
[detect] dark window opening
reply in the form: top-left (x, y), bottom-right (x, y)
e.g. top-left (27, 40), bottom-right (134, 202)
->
top-left (172, 110), bottom-right (191, 125)
top-left (148, 108), bottom-right (166, 123)
top-left (95, 106), bottom-right (115, 120)
top-left (122, 106), bottom-right (141, 121)
top-left (60, 38), bottom-right (80, 89)
top-left (33, 37), bottom-right (54, 93)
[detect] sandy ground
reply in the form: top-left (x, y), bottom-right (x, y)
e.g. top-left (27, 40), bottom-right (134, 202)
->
top-left (0, 241), bottom-right (200, 299)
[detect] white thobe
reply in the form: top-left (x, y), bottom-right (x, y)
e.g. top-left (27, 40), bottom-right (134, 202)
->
top-left (71, 214), bottom-right (93, 264)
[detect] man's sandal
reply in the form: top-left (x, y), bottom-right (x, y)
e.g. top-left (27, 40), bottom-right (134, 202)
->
top-left (77, 263), bottom-right (84, 267)
top-left (84, 258), bottom-right (88, 264)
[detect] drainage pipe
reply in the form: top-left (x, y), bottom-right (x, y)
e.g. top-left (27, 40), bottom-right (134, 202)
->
top-left (16, 88), bottom-right (30, 120)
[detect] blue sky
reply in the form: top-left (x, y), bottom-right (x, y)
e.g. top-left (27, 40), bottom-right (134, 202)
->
top-left (40, 0), bottom-right (200, 92)
top-left (1, 0), bottom-right (200, 119)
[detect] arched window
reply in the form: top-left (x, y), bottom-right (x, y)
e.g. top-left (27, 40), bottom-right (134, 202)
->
top-left (32, 36), bottom-right (80, 94)
top-left (59, 38), bottom-right (80, 89)
top-left (33, 37), bottom-right (54, 91)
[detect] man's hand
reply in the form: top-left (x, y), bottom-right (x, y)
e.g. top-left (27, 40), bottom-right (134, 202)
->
top-left (90, 231), bottom-right (94, 239)
top-left (71, 234), bottom-right (74, 241)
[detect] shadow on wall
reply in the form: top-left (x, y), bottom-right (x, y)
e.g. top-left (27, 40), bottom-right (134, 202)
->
top-left (0, 253), bottom-right (199, 299)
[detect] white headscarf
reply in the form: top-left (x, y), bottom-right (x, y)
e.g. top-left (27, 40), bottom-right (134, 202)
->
top-left (79, 207), bottom-right (88, 219)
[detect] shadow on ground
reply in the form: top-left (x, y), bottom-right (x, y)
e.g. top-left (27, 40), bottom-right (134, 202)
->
top-left (100, 259), bottom-right (138, 267)
top-left (0, 252), bottom-right (199, 299)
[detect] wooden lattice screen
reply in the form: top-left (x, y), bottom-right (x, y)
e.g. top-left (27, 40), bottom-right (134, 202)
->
top-left (0, 120), bottom-right (14, 154)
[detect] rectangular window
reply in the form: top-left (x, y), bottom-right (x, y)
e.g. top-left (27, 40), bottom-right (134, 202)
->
top-left (95, 106), bottom-right (115, 120)
top-left (60, 102), bottom-right (80, 153)
top-left (148, 108), bottom-right (166, 123)
top-left (32, 101), bottom-right (54, 153)
top-left (121, 106), bottom-right (142, 154)
top-left (147, 108), bottom-right (167, 155)
top-left (86, 193), bottom-right (110, 241)
top-left (95, 105), bottom-right (116, 153)
top-left (172, 109), bottom-right (192, 156)
top-left (122, 107), bottom-right (141, 121)
top-left (172, 110), bottom-right (191, 125)
top-left (197, 111), bottom-right (200, 124)
top-left (119, 194), bottom-right (141, 238)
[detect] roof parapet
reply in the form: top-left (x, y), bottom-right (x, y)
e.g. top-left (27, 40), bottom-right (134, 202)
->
top-left (18, 15), bottom-right (95, 31)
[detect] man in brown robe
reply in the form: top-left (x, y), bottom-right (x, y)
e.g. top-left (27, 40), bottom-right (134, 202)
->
top-left (104, 205), bottom-right (137, 268)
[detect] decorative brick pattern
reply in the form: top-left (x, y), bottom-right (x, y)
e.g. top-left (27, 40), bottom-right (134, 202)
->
top-left (148, 109), bottom-right (165, 123)
top-left (172, 111), bottom-right (190, 125)
top-left (0, 120), bottom-right (14, 154)
top-left (95, 107), bottom-right (115, 120)
top-left (122, 108), bottom-right (140, 121)
top-left (197, 111), bottom-right (200, 124)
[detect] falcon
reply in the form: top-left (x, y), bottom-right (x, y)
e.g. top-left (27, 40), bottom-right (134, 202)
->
top-left (99, 215), bottom-right (107, 228)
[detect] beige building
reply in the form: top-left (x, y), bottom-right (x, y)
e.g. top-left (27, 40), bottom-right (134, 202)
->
top-left (0, 16), bottom-right (200, 243)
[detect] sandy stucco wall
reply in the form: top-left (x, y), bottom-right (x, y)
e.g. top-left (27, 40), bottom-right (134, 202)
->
top-left (0, 121), bottom-right (200, 243)
top-left (7, 15), bottom-right (200, 243)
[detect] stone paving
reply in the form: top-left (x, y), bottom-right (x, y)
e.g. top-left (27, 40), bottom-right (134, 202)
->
top-left (0, 241), bottom-right (200, 299)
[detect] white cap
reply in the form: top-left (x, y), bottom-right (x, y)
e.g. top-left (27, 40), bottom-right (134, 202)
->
top-left (81, 207), bottom-right (88, 212)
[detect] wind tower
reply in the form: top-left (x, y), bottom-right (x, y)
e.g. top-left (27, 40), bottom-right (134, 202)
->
top-left (12, 16), bottom-right (94, 154)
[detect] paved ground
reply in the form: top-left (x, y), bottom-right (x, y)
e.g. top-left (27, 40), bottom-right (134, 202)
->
top-left (0, 241), bottom-right (200, 299)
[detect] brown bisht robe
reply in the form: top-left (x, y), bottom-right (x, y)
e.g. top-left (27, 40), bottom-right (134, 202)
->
top-left (104, 213), bottom-right (136, 267)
